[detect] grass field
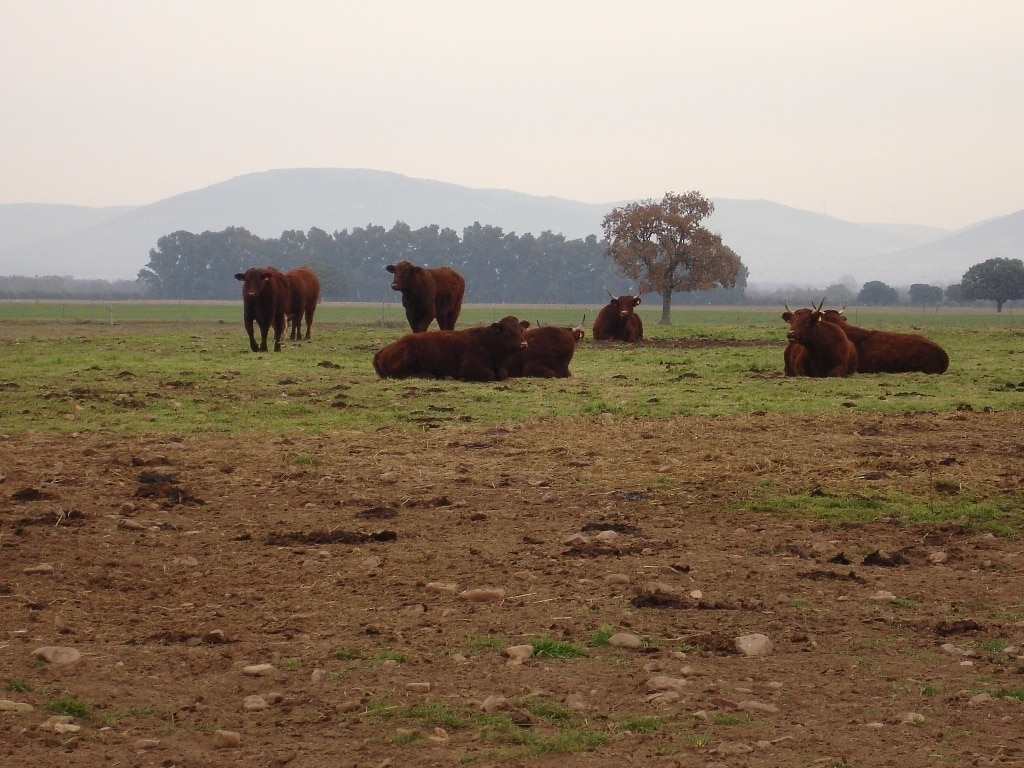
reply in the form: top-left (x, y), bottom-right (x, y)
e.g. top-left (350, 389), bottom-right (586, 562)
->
top-left (0, 300), bottom-right (1022, 435)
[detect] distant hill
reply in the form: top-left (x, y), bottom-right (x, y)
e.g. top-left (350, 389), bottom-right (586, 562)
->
top-left (0, 168), bottom-right (1018, 288)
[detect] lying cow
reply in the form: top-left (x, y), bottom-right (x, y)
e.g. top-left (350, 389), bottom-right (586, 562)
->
top-left (284, 266), bottom-right (321, 341)
top-left (782, 302), bottom-right (858, 377)
top-left (373, 315), bottom-right (527, 382)
top-left (235, 267), bottom-right (290, 352)
top-left (783, 339), bottom-right (811, 377)
top-left (386, 260), bottom-right (466, 332)
top-left (504, 320), bottom-right (585, 378)
top-left (592, 292), bottom-right (643, 342)
top-left (822, 310), bottom-right (949, 374)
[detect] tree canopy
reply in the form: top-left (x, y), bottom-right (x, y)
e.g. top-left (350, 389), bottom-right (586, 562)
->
top-left (856, 280), bottom-right (900, 306)
top-left (601, 191), bottom-right (743, 324)
top-left (908, 283), bottom-right (944, 308)
top-left (960, 257), bottom-right (1024, 312)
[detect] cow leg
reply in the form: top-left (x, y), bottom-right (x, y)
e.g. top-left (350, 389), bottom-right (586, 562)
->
top-left (244, 317), bottom-right (260, 353)
top-left (304, 310), bottom-right (314, 340)
top-left (256, 321), bottom-right (270, 352)
top-left (272, 314), bottom-right (286, 352)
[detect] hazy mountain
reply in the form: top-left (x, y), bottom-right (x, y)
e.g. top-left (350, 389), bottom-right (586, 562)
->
top-left (0, 168), bottom-right (1017, 288)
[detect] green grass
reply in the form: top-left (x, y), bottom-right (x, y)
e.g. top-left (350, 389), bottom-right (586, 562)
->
top-left (1, 302), bottom-right (1021, 436)
top-left (44, 696), bottom-right (91, 718)
top-left (528, 637), bottom-right (588, 659)
top-left (4, 679), bottom-right (33, 693)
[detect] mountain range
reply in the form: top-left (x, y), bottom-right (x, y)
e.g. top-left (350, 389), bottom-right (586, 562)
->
top-left (0, 168), bottom-right (1020, 289)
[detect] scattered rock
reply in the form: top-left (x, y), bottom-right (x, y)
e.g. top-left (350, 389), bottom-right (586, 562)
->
top-left (311, 668), bottom-right (327, 684)
top-left (0, 699), bottom-right (34, 713)
top-left (32, 646), bottom-right (82, 665)
top-left (608, 632), bottom-right (642, 649)
top-left (901, 712), bottom-right (925, 725)
top-left (22, 563), bottom-right (54, 575)
top-left (213, 729), bottom-right (242, 748)
top-left (425, 581), bottom-right (458, 595)
top-left (604, 573), bottom-right (630, 585)
top-left (738, 700), bottom-right (779, 714)
top-left (405, 682), bottom-right (432, 693)
top-left (868, 590), bottom-right (897, 603)
top-left (242, 663), bottom-right (274, 676)
top-left (735, 634), bottom-right (773, 657)
top-left (503, 645), bottom-right (534, 665)
top-left (243, 694), bottom-right (271, 711)
top-left (929, 551), bottom-right (949, 565)
top-left (134, 738), bottom-right (160, 750)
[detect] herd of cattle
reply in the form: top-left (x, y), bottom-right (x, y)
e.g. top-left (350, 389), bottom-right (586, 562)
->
top-left (236, 263), bottom-right (949, 381)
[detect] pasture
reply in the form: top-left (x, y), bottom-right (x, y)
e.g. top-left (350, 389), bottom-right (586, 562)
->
top-left (1, 301), bottom-right (1023, 767)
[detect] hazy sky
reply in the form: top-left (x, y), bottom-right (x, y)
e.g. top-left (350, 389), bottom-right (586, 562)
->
top-left (2, 1), bottom-right (1022, 229)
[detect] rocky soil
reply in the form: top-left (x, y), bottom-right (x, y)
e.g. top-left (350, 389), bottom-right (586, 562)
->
top-left (2, 409), bottom-right (1024, 767)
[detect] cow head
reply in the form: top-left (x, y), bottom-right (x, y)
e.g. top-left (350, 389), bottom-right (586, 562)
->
top-left (385, 260), bottom-right (419, 292)
top-left (235, 268), bottom-right (278, 298)
top-left (493, 315), bottom-right (529, 352)
top-left (607, 291), bottom-right (641, 317)
top-left (783, 298), bottom-right (826, 344)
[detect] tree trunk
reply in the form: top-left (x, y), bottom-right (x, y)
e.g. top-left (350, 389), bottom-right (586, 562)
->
top-left (997, 299), bottom-right (1005, 313)
top-left (659, 291), bottom-right (672, 325)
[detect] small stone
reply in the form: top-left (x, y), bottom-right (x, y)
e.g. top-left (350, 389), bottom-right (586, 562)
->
top-left (23, 563), bottom-right (54, 575)
top-left (425, 581), bottom-right (458, 595)
top-left (970, 693), bottom-right (993, 706)
top-left (310, 668), bottom-right (327, 684)
top-left (646, 676), bottom-right (687, 694)
top-left (735, 634), bottom-right (773, 657)
top-left (118, 518), bottom-right (146, 530)
top-left (134, 738), bottom-right (160, 750)
top-left (715, 741), bottom-right (754, 755)
top-left (929, 551), bottom-right (949, 565)
top-left (201, 629), bottom-right (227, 644)
top-left (869, 590), bottom-right (896, 603)
top-left (690, 589), bottom-right (703, 600)
top-left (901, 712), bottom-right (925, 725)
top-left (405, 682), bottom-right (432, 693)
top-left (213, 729), bottom-right (242, 748)
top-left (481, 694), bottom-right (512, 713)
top-left (595, 530), bottom-right (618, 542)
top-left (540, 491), bottom-right (559, 503)
top-left (565, 693), bottom-right (589, 711)
top-left (503, 645), bottom-right (534, 665)
top-left (242, 663), bottom-right (274, 676)
top-left (0, 699), bottom-right (34, 713)
top-left (563, 533), bottom-right (590, 546)
top-left (865, 721), bottom-right (885, 729)
top-left (604, 573), bottom-right (630, 585)
top-left (738, 700), bottom-right (779, 714)
top-left (32, 646), bottom-right (82, 665)
top-left (608, 632), bottom-right (642, 649)
top-left (243, 695), bottom-right (270, 711)
top-left (428, 727), bottom-right (450, 744)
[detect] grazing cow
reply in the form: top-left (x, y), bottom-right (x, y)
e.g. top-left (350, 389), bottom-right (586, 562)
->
top-left (234, 267), bottom-right (290, 352)
top-left (373, 315), bottom-right (527, 382)
top-left (782, 302), bottom-right (858, 377)
top-left (822, 310), bottom-right (949, 374)
top-left (505, 319), bottom-right (585, 378)
top-left (284, 266), bottom-right (321, 341)
top-left (592, 292), bottom-right (643, 342)
top-left (386, 260), bottom-right (466, 332)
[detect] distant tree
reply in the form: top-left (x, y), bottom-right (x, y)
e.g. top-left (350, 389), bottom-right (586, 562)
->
top-left (856, 280), bottom-right (900, 306)
top-left (908, 283), bottom-right (944, 309)
top-left (602, 191), bottom-right (743, 324)
top-left (944, 283), bottom-right (964, 304)
top-left (960, 257), bottom-right (1024, 312)
top-left (823, 283), bottom-right (856, 306)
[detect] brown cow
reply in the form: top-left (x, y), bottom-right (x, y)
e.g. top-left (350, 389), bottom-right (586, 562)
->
top-left (592, 292), bottom-right (643, 342)
top-left (822, 310), bottom-right (949, 374)
top-left (234, 267), bottom-right (290, 352)
top-left (783, 340), bottom-right (811, 376)
top-left (386, 260), bottom-right (466, 332)
top-left (504, 320), bottom-right (585, 378)
top-left (373, 315), bottom-right (527, 382)
top-left (782, 302), bottom-right (858, 377)
top-left (284, 266), bottom-right (321, 341)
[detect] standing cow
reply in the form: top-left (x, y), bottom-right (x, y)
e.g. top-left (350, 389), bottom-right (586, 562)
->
top-left (386, 260), bottom-right (466, 332)
top-left (592, 292), bottom-right (644, 342)
top-left (373, 315), bottom-right (527, 382)
top-left (822, 310), bottom-right (949, 374)
top-left (284, 266), bottom-right (321, 341)
top-left (504, 320), bottom-right (585, 378)
top-left (782, 301), bottom-right (858, 377)
top-left (235, 267), bottom-right (290, 352)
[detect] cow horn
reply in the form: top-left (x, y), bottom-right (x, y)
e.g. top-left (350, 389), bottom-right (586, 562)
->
top-left (814, 296), bottom-right (826, 312)
top-left (784, 300), bottom-right (791, 312)
top-left (574, 313), bottom-right (586, 331)
top-left (605, 287), bottom-right (615, 300)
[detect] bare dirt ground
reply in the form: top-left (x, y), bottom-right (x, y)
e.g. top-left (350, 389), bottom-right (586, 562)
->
top-left (2, 408), bottom-right (1024, 767)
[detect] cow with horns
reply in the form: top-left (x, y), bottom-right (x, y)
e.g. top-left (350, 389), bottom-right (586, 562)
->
top-left (592, 291), bottom-right (643, 342)
top-left (781, 300), bottom-right (859, 377)
top-left (504, 318), bottom-right (586, 378)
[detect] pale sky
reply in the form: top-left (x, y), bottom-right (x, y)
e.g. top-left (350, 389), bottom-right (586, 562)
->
top-left (2, 0), bottom-right (1022, 229)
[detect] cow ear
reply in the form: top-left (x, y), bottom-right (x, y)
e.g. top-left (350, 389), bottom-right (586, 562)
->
top-left (234, 273), bottom-right (244, 281)
top-left (385, 264), bottom-right (396, 273)
top-left (634, 296), bottom-right (642, 306)
top-left (520, 321), bottom-right (530, 329)
top-left (782, 312), bottom-right (791, 320)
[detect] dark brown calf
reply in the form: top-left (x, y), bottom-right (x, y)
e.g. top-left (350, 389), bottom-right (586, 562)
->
top-left (235, 267), bottom-right (290, 352)
top-left (822, 310), bottom-right (949, 374)
top-left (592, 293), bottom-right (643, 342)
top-left (373, 315), bottom-right (527, 382)
top-left (504, 321), bottom-right (585, 378)
top-left (284, 266), bottom-right (321, 341)
top-left (386, 260), bottom-right (466, 332)
top-left (783, 303), bottom-right (858, 377)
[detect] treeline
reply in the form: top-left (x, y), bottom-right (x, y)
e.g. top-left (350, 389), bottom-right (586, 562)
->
top-left (136, 223), bottom-right (750, 305)
top-left (0, 274), bottom-right (146, 300)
